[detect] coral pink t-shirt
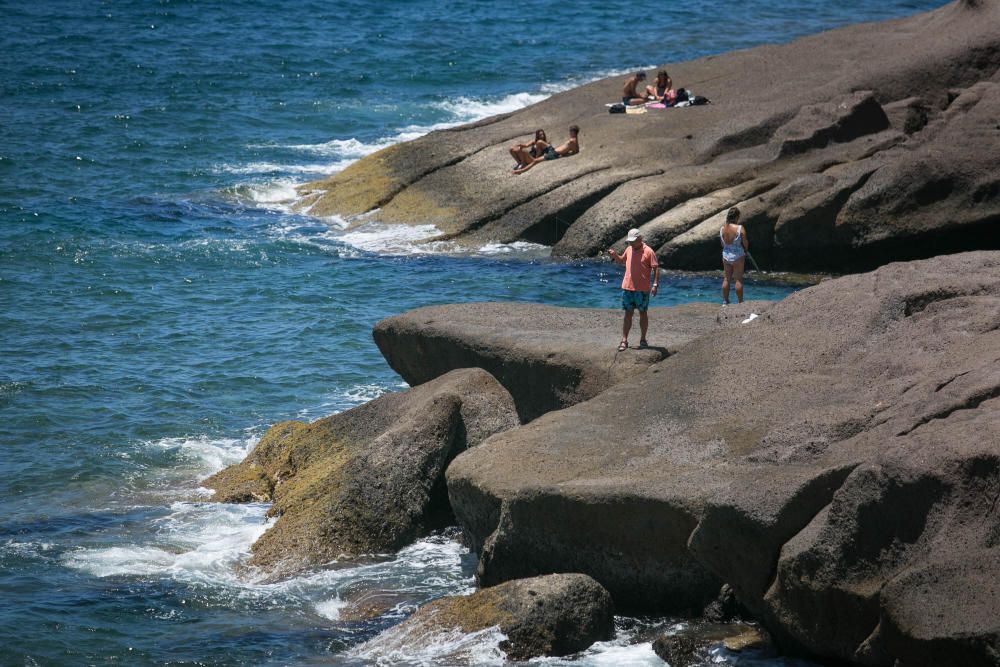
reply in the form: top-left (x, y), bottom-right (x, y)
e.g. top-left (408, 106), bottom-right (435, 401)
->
top-left (621, 244), bottom-right (658, 292)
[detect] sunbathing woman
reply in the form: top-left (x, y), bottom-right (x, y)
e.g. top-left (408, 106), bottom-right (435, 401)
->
top-left (646, 70), bottom-right (675, 104)
top-left (514, 125), bottom-right (579, 174)
top-left (509, 129), bottom-right (550, 171)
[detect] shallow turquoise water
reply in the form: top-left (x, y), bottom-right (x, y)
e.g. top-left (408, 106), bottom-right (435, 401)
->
top-left (1, 0), bottom-right (944, 663)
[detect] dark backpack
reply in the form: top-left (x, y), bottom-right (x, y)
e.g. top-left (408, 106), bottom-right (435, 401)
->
top-left (690, 95), bottom-right (711, 105)
top-left (608, 103), bottom-right (626, 114)
top-left (674, 88), bottom-right (689, 103)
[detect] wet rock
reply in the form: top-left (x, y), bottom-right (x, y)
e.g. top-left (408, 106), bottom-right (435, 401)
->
top-left (356, 573), bottom-right (614, 661)
top-left (652, 622), bottom-right (772, 666)
top-left (204, 368), bottom-right (519, 576)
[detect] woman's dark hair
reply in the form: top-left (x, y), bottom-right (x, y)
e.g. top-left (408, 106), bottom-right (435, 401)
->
top-left (535, 129), bottom-right (546, 139)
top-left (657, 70), bottom-right (670, 81)
top-left (727, 207), bottom-right (741, 224)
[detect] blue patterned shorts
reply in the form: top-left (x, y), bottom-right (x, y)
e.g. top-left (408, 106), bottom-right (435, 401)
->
top-left (621, 289), bottom-right (650, 312)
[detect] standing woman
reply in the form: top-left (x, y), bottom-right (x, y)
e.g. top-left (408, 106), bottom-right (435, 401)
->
top-left (720, 207), bottom-right (749, 305)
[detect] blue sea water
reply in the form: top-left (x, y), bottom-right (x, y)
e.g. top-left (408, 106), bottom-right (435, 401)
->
top-left (1, 0), bottom-right (945, 664)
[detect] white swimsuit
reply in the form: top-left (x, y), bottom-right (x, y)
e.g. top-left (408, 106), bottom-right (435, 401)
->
top-left (721, 225), bottom-right (746, 263)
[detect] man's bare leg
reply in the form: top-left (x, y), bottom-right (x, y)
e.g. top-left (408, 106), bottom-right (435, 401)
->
top-left (621, 309), bottom-right (634, 347)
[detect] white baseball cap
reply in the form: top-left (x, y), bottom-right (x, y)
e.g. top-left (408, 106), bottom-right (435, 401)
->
top-left (626, 228), bottom-right (641, 242)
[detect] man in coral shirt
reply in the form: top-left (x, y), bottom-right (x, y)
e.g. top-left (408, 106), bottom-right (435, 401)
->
top-left (608, 228), bottom-right (660, 351)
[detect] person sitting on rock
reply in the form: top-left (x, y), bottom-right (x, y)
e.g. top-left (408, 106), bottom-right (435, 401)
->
top-left (607, 228), bottom-right (659, 351)
top-left (645, 70), bottom-right (675, 105)
top-left (509, 129), bottom-right (550, 171)
top-left (513, 125), bottom-right (579, 174)
top-left (623, 71), bottom-right (647, 106)
top-left (720, 206), bottom-right (749, 305)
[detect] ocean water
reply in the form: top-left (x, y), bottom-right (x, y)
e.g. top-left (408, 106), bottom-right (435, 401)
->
top-left (1, 0), bottom-right (944, 664)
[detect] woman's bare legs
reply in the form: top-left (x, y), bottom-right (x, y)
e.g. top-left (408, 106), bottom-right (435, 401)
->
top-left (722, 261), bottom-right (733, 304)
top-left (732, 256), bottom-right (746, 303)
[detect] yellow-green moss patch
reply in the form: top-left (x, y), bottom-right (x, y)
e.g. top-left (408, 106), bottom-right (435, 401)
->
top-left (298, 145), bottom-right (405, 218)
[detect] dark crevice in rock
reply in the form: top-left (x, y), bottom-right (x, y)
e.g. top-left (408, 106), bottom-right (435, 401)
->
top-left (758, 467), bottom-right (862, 599)
top-left (795, 215), bottom-right (1000, 273)
top-left (934, 369), bottom-right (974, 392)
top-left (420, 166), bottom-right (617, 244)
top-left (518, 181), bottom-right (625, 245)
top-left (698, 112), bottom-right (798, 163)
top-left (776, 94), bottom-right (890, 157)
top-left (901, 287), bottom-right (987, 317)
top-left (895, 384), bottom-right (1000, 436)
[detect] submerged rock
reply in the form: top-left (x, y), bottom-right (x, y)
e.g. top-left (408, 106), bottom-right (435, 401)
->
top-left (355, 573), bottom-right (614, 661)
top-left (442, 251), bottom-right (1000, 665)
top-left (299, 0), bottom-right (1000, 273)
top-left (204, 368), bottom-right (519, 576)
top-left (652, 622), bottom-right (772, 666)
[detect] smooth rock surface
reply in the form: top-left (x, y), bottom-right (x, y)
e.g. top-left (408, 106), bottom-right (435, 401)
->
top-left (204, 368), bottom-right (519, 576)
top-left (355, 573), bottom-right (615, 661)
top-left (299, 0), bottom-right (1000, 272)
top-left (373, 300), bottom-right (766, 422)
top-left (442, 251), bottom-right (1000, 665)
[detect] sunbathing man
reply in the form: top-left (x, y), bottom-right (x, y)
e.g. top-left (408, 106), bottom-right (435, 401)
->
top-left (623, 71), bottom-right (647, 106)
top-left (509, 129), bottom-right (550, 171)
top-left (513, 125), bottom-right (579, 174)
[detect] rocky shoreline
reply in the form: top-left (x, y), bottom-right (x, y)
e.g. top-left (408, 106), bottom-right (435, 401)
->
top-left (205, 2), bottom-right (1000, 663)
top-left (296, 0), bottom-right (1000, 273)
top-left (208, 251), bottom-right (1000, 665)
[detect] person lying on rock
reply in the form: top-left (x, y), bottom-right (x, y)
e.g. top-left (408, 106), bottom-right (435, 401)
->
top-left (513, 125), bottom-right (579, 174)
top-left (607, 228), bottom-right (660, 351)
top-left (720, 206), bottom-right (749, 305)
top-left (509, 129), bottom-right (550, 171)
top-left (646, 70), bottom-right (676, 105)
top-left (623, 71), bottom-right (647, 105)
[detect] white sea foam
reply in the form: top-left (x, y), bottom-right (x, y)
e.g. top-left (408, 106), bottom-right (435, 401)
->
top-left (432, 90), bottom-right (550, 122)
top-left (285, 137), bottom-right (391, 159)
top-left (477, 240), bottom-right (550, 257)
top-left (337, 222), bottom-right (455, 255)
top-left (63, 501), bottom-right (272, 583)
top-left (314, 595), bottom-right (349, 621)
top-left (351, 616), bottom-right (507, 666)
top-left (146, 433), bottom-right (259, 480)
top-left (216, 161), bottom-right (347, 176)
top-left (534, 641), bottom-right (664, 666)
top-left (303, 382), bottom-right (405, 419)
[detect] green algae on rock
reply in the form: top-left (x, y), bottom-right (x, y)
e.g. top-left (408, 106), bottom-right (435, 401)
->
top-left (204, 368), bottom-right (519, 576)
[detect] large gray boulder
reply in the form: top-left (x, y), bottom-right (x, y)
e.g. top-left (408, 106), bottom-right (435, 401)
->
top-left (203, 368), bottom-right (518, 576)
top-left (297, 0), bottom-right (1000, 272)
top-left (444, 251), bottom-right (1000, 665)
top-left (373, 300), bottom-right (759, 422)
top-left (354, 573), bottom-right (615, 662)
